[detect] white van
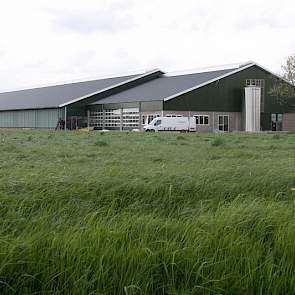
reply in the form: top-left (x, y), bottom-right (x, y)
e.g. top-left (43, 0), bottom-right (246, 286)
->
top-left (143, 117), bottom-right (196, 132)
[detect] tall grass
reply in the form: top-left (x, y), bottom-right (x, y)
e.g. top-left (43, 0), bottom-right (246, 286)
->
top-left (0, 130), bottom-right (295, 294)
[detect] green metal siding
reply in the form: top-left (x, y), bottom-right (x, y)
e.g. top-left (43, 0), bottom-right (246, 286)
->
top-left (0, 108), bottom-right (64, 128)
top-left (164, 65), bottom-right (295, 114)
top-left (261, 112), bottom-right (272, 131)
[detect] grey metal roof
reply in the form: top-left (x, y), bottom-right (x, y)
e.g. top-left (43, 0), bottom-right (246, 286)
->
top-left (91, 68), bottom-right (236, 104)
top-left (0, 74), bottom-right (138, 111)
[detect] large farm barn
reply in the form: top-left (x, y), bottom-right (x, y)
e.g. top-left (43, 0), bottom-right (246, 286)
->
top-left (0, 62), bottom-right (294, 132)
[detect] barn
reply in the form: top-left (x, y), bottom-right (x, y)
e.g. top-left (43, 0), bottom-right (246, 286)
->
top-left (0, 62), bottom-right (294, 132)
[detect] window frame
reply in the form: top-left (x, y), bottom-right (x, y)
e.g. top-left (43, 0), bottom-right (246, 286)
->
top-left (245, 79), bottom-right (265, 112)
top-left (218, 115), bottom-right (229, 132)
top-left (142, 114), bottom-right (160, 125)
top-left (154, 119), bottom-right (162, 126)
top-left (165, 114), bottom-right (183, 117)
top-left (194, 115), bottom-right (209, 126)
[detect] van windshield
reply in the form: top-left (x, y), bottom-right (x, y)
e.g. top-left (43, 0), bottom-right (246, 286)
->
top-left (154, 120), bottom-right (161, 126)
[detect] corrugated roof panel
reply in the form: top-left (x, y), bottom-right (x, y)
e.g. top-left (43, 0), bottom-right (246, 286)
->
top-left (0, 74), bottom-right (138, 111)
top-left (91, 68), bottom-right (236, 104)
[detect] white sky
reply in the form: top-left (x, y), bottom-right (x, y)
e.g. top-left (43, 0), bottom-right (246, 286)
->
top-left (0, 0), bottom-right (294, 91)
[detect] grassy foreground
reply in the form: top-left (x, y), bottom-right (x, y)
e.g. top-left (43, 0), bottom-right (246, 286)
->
top-left (0, 130), bottom-right (295, 294)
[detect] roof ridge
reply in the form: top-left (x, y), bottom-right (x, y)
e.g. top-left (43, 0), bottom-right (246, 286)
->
top-left (164, 62), bottom-right (251, 77)
top-left (0, 69), bottom-right (159, 94)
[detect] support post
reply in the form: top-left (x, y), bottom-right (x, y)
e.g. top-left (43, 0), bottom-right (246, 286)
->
top-left (120, 107), bottom-right (123, 131)
top-left (87, 110), bottom-right (90, 129)
top-left (64, 106), bottom-right (67, 130)
top-left (138, 102), bottom-right (142, 131)
top-left (102, 106), bottom-right (106, 130)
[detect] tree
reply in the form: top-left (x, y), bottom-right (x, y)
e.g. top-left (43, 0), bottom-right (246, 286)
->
top-left (269, 53), bottom-right (295, 104)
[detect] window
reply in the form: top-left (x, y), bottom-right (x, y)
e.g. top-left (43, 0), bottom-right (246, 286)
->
top-left (89, 109), bottom-right (121, 128)
top-left (271, 113), bottom-right (283, 131)
top-left (194, 115), bottom-right (209, 125)
top-left (277, 113), bottom-right (283, 122)
top-left (246, 79), bottom-right (263, 87)
top-left (218, 115), bottom-right (229, 132)
top-left (154, 119), bottom-right (162, 126)
top-left (246, 79), bottom-right (263, 88)
top-left (271, 113), bottom-right (277, 122)
top-left (143, 114), bottom-right (160, 124)
top-left (166, 114), bottom-right (183, 117)
top-left (105, 109), bottom-right (121, 128)
top-left (89, 108), bottom-right (139, 129)
top-left (123, 108), bottom-right (139, 128)
top-left (142, 114), bottom-right (159, 125)
top-left (89, 110), bottom-right (104, 128)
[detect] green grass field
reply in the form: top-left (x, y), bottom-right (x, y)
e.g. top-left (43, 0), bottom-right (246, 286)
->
top-left (0, 130), bottom-right (295, 294)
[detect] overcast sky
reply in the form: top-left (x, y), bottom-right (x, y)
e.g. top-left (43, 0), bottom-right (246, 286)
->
top-left (0, 0), bottom-right (294, 91)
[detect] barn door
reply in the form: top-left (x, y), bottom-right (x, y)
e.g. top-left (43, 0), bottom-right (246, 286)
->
top-left (271, 113), bottom-right (282, 131)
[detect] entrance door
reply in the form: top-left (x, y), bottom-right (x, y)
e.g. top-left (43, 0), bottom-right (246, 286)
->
top-left (218, 115), bottom-right (229, 132)
top-left (271, 113), bottom-right (283, 131)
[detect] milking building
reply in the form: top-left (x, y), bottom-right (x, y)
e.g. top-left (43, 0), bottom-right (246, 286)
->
top-left (0, 62), bottom-right (294, 132)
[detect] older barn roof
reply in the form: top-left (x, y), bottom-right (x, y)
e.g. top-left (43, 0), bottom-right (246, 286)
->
top-left (0, 70), bottom-right (166, 111)
top-left (0, 75), bottom-right (140, 111)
